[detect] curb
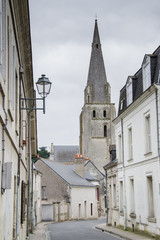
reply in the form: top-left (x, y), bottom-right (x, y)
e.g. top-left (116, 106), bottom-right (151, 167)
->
top-left (95, 226), bottom-right (136, 240)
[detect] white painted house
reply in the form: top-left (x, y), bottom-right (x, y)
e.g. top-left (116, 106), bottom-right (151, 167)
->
top-left (112, 46), bottom-right (160, 236)
top-left (35, 154), bottom-right (98, 222)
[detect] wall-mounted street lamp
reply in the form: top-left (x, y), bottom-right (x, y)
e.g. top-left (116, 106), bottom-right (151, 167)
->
top-left (21, 74), bottom-right (52, 114)
top-left (20, 74), bottom-right (52, 238)
top-left (36, 74), bottom-right (52, 114)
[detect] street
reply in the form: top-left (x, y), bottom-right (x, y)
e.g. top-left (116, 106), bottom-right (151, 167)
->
top-left (47, 218), bottom-right (121, 240)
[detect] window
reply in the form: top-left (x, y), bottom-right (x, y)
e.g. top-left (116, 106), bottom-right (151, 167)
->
top-left (42, 186), bottom-right (47, 200)
top-left (128, 127), bottom-right (133, 160)
top-left (120, 99), bottom-right (124, 110)
top-left (93, 110), bottom-right (96, 118)
top-left (118, 134), bottom-right (122, 162)
top-left (90, 203), bottom-right (93, 216)
top-left (113, 183), bottom-right (117, 208)
top-left (97, 187), bottom-right (99, 201)
top-left (145, 115), bottom-right (151, 153)
top-left (126, 78), bottom-right (133, 106)
top-left (147, 176), bottom-right (154, 218)
top-left (104, 125), bottom-right (107, 137)
top-left (8, 21), bottom-right (15, 112)
top-left (109, 185), bottom-right (112, 208)
top-left (103, 110), bottom-right (106, 117)
top-left (21, 181), bottom-right (26, 224)
top-left (130, 178), bottom-right (135, 214)
top-left (79, 204), bottom-right (81, 218)
top-left (88, 95), bottom-right (90, 103)
top-left (119, 181), bottom-right (123, 213)
top-left (143, 56), bottom-right (151, 91)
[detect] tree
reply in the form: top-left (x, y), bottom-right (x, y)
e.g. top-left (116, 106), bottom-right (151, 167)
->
top-left (38, 146), bottom-right (50, 159)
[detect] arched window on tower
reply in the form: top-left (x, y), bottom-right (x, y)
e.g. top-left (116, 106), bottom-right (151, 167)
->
top-left (93, 110), bottom-right (96, 118)
top-left (104, 125), bottom-right (107, 137)
top-left (103, 110), bottom-right (106, 118)
top-left (88, 95), bottom-right (90, 103)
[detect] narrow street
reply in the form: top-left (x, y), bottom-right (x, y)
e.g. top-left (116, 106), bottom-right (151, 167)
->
top-left (47, 218), bottom-right (121, 240)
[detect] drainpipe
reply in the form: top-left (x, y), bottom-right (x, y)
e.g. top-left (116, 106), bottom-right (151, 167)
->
top-left (105, 172), bottom-right (108, 225)
top-left (31, 156), bottom-right (34, 232)
top-left (121, 118), bottom-right (127, 230)
top-left (16, 66), bottom-right (23, 240)
top-left (155, 88), bottom-right (160, 195)
top-left (27, 110), bottom-right (31, 236)
top-left (1, 96), bottom-right (8, 194)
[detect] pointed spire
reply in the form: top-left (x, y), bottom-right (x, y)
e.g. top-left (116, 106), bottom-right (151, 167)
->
top-left (86, 20), bottom-right (109, 104)
top-left (92, 19), bottom-right (100, 45)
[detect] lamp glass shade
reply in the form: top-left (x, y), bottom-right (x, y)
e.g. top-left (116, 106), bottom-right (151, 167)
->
top-left (36, 74), bottom-right (52, 97)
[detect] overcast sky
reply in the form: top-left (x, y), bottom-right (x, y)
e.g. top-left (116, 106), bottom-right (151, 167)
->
top-left (29, 0), bottom-right (160, 150)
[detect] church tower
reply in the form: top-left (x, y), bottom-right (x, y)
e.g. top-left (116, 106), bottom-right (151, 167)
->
top-left (80, 20), bottom-right (115, 172)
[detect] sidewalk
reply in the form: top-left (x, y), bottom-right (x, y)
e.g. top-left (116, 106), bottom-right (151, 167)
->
top-left (29, 222), bottom-right (51, 240)
top-left (95, 223), bottom-right (152, 240)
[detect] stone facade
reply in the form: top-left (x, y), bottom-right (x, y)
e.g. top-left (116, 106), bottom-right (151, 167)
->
top-left (80, 20), bottom-right (115, 173)
top-left (35, 158), bottom-right (98, 221)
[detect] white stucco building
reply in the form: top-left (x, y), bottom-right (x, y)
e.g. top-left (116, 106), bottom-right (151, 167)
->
top-left (112, 46), bottom-right (160, 236)
top-left (0, 1), bottom-right (38, 239)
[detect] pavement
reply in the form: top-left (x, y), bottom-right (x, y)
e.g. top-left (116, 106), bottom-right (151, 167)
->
top-left (29, 222), bottom-right (51, 240)
top-left (95, 223), bottom-right (152, 240)
top-left (29, 221), bottom-right (153, 240)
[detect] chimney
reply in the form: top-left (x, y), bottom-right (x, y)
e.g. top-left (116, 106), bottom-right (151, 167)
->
top-left (74, 154), bottom-right (85, 178)
top-left (50, 143), bottom-right (54, 161)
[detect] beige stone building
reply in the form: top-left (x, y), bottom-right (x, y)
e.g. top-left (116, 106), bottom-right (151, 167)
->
top-left (80, 20), bottom-right (115, 173)
top-left (0, 0), bottom-right (38, 239)
top-left (35, 155), bottom-right (98, 222)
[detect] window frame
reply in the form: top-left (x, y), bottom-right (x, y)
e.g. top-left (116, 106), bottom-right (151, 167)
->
top-left (142, 56), bottom-right (151, 91)
top-left (126, 77), bottom-right (133, 106)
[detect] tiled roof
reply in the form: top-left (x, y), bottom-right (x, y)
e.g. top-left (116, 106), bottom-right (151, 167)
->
top-left (40, 158), bottom-right (96, 187)
top-left (118, 46), bottom-right (160, 115)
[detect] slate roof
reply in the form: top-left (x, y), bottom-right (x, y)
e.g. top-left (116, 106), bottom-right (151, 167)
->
top-left (54, 145), bottom-right (79, 163)
top-left (118, 46), bottom-right (160, 116)
top-left (40, 158), bottom-right (96, 187)
top-left (86, 20), bottom-right (108, 103)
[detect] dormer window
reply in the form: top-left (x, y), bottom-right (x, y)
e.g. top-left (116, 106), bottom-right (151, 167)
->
top-left (120, 98), bottom-right (125, 110)
top-left (142, 55), bottom-right (151, 91)
top-left (126, 77), bottom-right (133, 106)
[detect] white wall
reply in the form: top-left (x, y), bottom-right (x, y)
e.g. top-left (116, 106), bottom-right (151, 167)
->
top-left (115, 86), bottom-right (160, 235)
top-left (70, 187), bottom-right (98, 220)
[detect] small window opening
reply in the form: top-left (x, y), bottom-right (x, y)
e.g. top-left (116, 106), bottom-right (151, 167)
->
top-left (93, 110), bottom-right (96, 118)
top-left (96, 44), bottom-right (98, 48)
top-left (103, 110), bottom-right (106, 117)
top-left (104, 125), bottom-right (107, 137)
top-left (91, 203), bottom-right (93, 216)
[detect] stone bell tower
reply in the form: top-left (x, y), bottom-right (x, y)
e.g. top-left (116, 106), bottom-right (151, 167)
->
top-left (79, 20), bottom-right (115, 173)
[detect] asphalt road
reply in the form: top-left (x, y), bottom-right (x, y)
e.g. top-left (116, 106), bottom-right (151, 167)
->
top-left (47, 218), bottom-right (121, 240)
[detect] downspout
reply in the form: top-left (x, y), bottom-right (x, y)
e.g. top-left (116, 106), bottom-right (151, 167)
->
top-left (1, 96), bottom-right (8, 194)
top-left (105, 172), bottom-right (108, 225)
top-left (155, 88), bottom-right (160, 195)
top-left (16, 66), bottom-right (23, 239)
top-left (27, 110), bottom-right (31, 237)
top-left (121, 118), bottom-right (127, 230)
